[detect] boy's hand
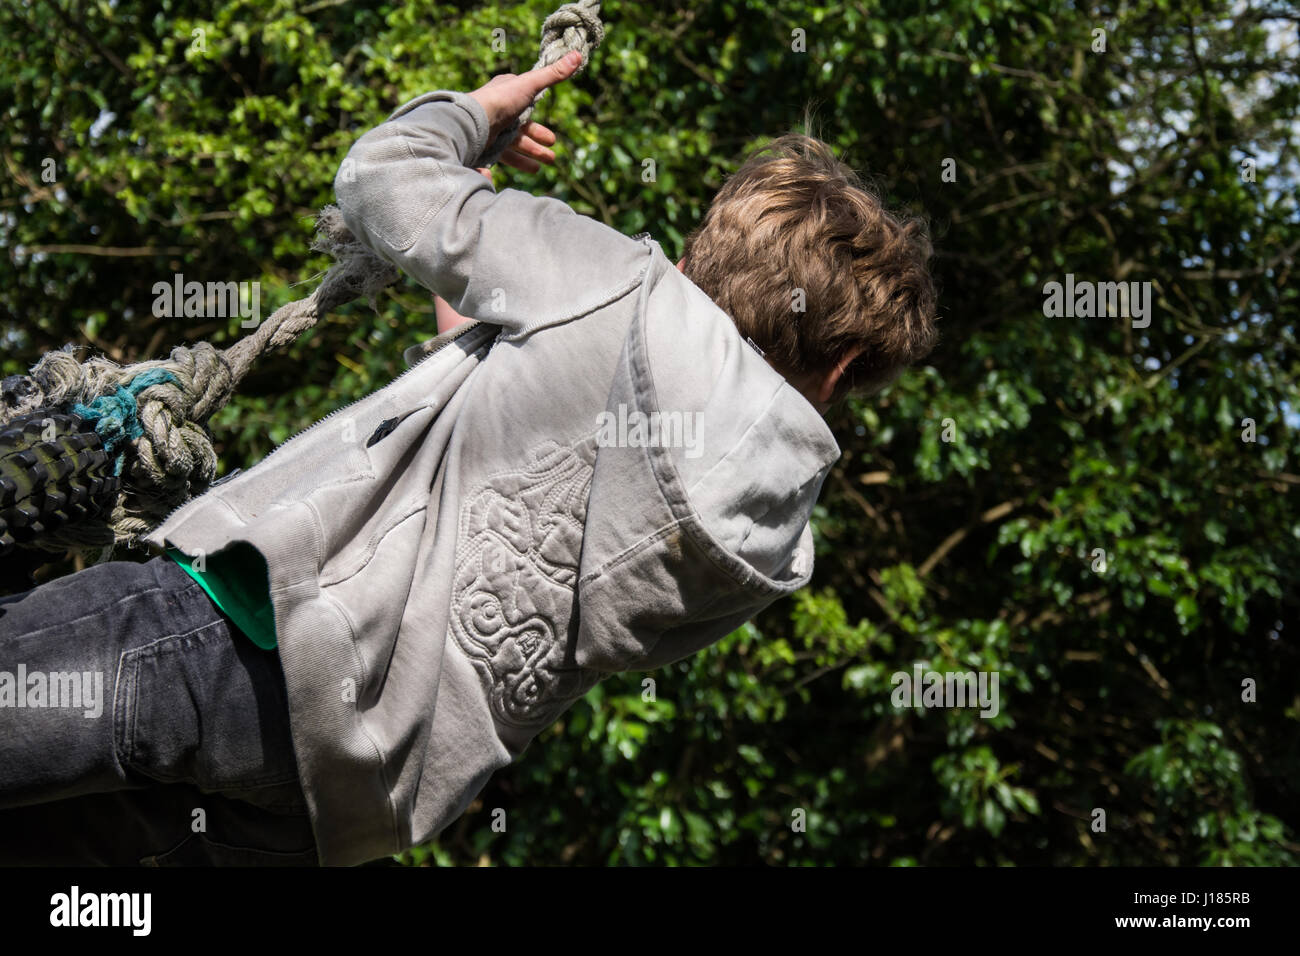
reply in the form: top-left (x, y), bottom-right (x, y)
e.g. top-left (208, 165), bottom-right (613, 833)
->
top-left (468, 49), bottom-right (581, 172)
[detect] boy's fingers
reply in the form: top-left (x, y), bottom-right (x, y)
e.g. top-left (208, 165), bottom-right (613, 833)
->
top-left (519, 50), bottom-right (582, 98)
top-left (501, 149), bottom-right (542, 174)
top-left (522, 121), bottom-right (557, 147)
top-left (509, 134), bottom-right (556, 164)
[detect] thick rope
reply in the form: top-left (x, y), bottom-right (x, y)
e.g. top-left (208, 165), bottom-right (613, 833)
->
top-left (1, 0), bottom-right (605, 556)
top-left (2, 210), bottom-right (399, 554)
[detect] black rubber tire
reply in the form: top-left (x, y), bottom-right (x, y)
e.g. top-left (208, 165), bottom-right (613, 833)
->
top-left (0, 410), bottom-right (120, 557)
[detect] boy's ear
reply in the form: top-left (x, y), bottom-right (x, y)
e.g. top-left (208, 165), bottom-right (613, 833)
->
top-left (817, 345), bottom-right (867, 406)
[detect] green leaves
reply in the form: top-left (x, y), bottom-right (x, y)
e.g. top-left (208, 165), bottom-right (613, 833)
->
top-left (934, 746), bottom-right (1038, 839)
top-left (1126, 719), bottom-right (1294, 865)
top-left (4, 0), bottom-right (1296, 867)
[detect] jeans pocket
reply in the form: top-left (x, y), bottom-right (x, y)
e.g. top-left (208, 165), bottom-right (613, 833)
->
top-left (115, 619), bottom-right (301, 794)
top-left (142, 832), bottom-right (318, 867)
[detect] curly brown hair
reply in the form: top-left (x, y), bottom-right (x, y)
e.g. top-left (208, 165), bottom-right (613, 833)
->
top-left (681, 132), bottom-right (938, 402)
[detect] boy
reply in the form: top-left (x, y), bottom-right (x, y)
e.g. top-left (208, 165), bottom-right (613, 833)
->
top-left (0, 52), bottom-right (937, 865)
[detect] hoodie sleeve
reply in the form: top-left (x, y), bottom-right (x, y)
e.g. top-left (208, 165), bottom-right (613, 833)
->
top-left (333, 90), bottom-right (648, 337)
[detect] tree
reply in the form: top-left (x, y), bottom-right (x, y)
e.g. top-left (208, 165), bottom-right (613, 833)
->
top-left (2, 0), bottom-right (1296, 865)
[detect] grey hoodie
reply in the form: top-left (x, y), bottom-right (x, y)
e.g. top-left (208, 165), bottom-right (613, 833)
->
top-left (143, 89), bottom-right (841, 865)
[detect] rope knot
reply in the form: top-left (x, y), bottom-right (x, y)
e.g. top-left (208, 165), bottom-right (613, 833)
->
top-left (71, 369), bottom-right (178, 475)
top-left (539, 0), bottom-right (604, 69)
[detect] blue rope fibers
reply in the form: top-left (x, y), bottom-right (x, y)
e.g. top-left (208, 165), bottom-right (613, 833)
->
top-left (71, 369), bottom-right (178, 476)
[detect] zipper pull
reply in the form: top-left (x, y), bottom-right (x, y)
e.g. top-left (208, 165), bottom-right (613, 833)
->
top-left (211, 467), bottom-right (243, 487)
top-left (366, 417), bottom-right (399, 447)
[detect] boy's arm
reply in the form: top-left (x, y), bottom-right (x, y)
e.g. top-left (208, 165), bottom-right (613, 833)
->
top-left (433, 168), bottom-right (494, 334)
top-left (334, 57), bottom-right (648, 337)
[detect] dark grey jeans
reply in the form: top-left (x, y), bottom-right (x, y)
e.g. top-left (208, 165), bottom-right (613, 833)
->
top-left (0, 555), bottom-right (318, 865)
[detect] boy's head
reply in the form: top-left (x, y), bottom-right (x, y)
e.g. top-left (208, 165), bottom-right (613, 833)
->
top-left (679, 133), bottom-right (938, 412)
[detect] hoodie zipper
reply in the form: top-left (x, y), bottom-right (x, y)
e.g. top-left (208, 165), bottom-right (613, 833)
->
top-left (145, 319), bottom-right (495, 537)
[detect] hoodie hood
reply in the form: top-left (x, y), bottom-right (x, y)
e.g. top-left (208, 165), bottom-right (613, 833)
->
top-left (573, 245), bottom-right (841, 673)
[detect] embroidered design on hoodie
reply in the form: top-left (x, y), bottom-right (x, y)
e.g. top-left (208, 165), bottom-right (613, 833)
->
top-left (451, 438), bottom-right (603, 728)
